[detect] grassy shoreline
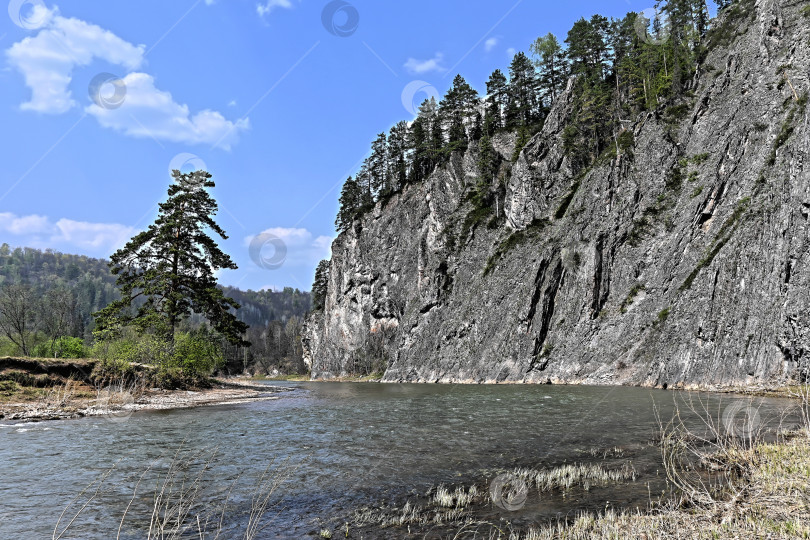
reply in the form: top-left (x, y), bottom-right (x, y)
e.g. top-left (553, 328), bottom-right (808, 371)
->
top-left (515, 432), bottom-right (810, 539)
top-left (0, 356), bottom-right (290, 422)
top-left (336, 430), bottom-right (810, 539)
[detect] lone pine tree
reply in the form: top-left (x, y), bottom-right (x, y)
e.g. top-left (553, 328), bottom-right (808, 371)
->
top-left (94, 170), bottom-right (248, 344)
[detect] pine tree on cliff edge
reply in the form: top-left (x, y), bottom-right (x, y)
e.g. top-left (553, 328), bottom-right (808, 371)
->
top-left (94, 170), bottom-right (248, 345)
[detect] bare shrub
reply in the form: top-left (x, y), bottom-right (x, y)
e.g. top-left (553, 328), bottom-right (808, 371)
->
top-left (42, 379), bottom-right (80, 409)
top-left (655, 393), bottom-right (770, 514)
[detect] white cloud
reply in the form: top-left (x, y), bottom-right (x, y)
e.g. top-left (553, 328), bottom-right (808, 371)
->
top-left (0, 213), bottom-right (52, 235)
top-left (404, 52), bottom-right (445, 75)
top-left (484, 37), bottom-right (498, 52)
top-left (506, 47), bottom-right (517, 58)
top-left (0, 212), bottom-right (135, 253)
top-left (6, 7), bottom-right (144, 114)
top-left (245, 227), bottom-right (332, 267)
top-left (5, 5), bottom-right (248, 148)
top-left (86, 72), bottom-right (250, 150)
top-left (53, 218), bottom-right (134, 250)
top-left (257, 0), bottom-right (294, 17)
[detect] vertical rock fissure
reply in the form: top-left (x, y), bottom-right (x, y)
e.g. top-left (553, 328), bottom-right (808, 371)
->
top-left (528, 260), bottom-right (564, 373)
top-left (525, 259), bottom-right (549, 331)
top-left (591, 235), bottom-right (605, 319)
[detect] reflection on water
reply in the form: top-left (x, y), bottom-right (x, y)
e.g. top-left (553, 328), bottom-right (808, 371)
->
top-left (0, 382), bottom-right (799, 538)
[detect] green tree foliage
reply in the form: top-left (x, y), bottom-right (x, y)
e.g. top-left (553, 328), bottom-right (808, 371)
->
top-left (485, 69), bottom-right (509, 130)
top-left (336, 176), bottom-right (364, 232)
top-left (530, 33), bottom-right (566, 104)
top-left (440, 75), bottom-right (480, 153)
top-left (386, 121), bottom-right (409, 194)
top-left (408, 109), bottom-right (430, 184)
top-left (311, 259), bottom-right (330, 311)
top-left (94, 170), bottom-right (248, 345)
top-left (478, 112), bottom-right (502, 181)
top-left (333, 0), bottom-right (720, 229)
top-left (368, 132), bottom-right (388, 197)
top-left (505, 52), bottom-right (541, 129)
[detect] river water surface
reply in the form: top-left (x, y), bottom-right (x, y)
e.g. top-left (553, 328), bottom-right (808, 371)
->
top-left (0, 382), bottom-right (799, 538)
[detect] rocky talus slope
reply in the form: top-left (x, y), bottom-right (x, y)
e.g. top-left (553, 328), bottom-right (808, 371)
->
top-left (304, 0), bottom-right (810, 387)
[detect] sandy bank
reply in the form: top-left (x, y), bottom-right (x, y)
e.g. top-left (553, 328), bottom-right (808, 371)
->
top-left (0, 378), bottom-right (291, 423)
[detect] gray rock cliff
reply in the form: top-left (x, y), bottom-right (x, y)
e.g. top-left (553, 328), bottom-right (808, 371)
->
top-left (303, 0), bottom-right (810, 387)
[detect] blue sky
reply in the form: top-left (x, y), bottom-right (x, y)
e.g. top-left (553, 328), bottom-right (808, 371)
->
top-left (1, 0), bottom-right (669, 292)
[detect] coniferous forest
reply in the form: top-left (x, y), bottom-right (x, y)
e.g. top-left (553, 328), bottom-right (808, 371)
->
top-left (331, 0), bottom-right (737, 237)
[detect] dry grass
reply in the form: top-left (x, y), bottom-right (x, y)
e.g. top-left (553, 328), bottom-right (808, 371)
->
top-left (53, 445), bottom-right (297, 540)
top-left (42, 379), bottom-right (81, 408)
top-left (438, 387), bottom-right (810, 540)
top-left (352, 386), bottom-right (810, 539)
top-left (511, 462), bottom-right (636, 493)
top-left (434, 485), bottom-right (481, 508)
top-left (432, 432), bottom-right (810, 539)
top-left (351, 461), bottom-right (636, 533)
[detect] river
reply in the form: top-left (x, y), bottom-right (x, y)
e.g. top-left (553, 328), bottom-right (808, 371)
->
top-left (0, 382), bottom-right (798, 538)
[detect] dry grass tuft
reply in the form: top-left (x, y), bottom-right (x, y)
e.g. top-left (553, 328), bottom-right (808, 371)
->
top-left (53, 444), bottom-right (297, 540)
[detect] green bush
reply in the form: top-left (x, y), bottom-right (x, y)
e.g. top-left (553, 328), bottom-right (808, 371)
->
top-left (619, 284), bottom-right (646, 314)
top-left (91, 330), bottom-right (171, 366)
top-left (32, 342), bottom-right (51, 358)
top-left (152, 366), bottom-right (212, 390)
top-left (169, 331), bottom-right (224, 375)
top-left (91, 327), bottom-right (224, 387)
top-left (690, 153), bottom-right (710, 165)
top-left (483, 217), bottom-right (549, 275)
top-left (767, 110), bottom-right (796, 166)
top-left (37, 336), bottom-right (87, 358)
top-left (655, 308), bottom-right (671, 326)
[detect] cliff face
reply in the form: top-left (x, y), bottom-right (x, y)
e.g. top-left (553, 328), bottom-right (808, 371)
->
top-left (303, 0), bottom-right (810, 387)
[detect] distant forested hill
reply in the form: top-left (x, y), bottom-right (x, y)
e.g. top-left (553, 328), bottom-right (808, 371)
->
top-left (0, 244), bottom-right (311, 372)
